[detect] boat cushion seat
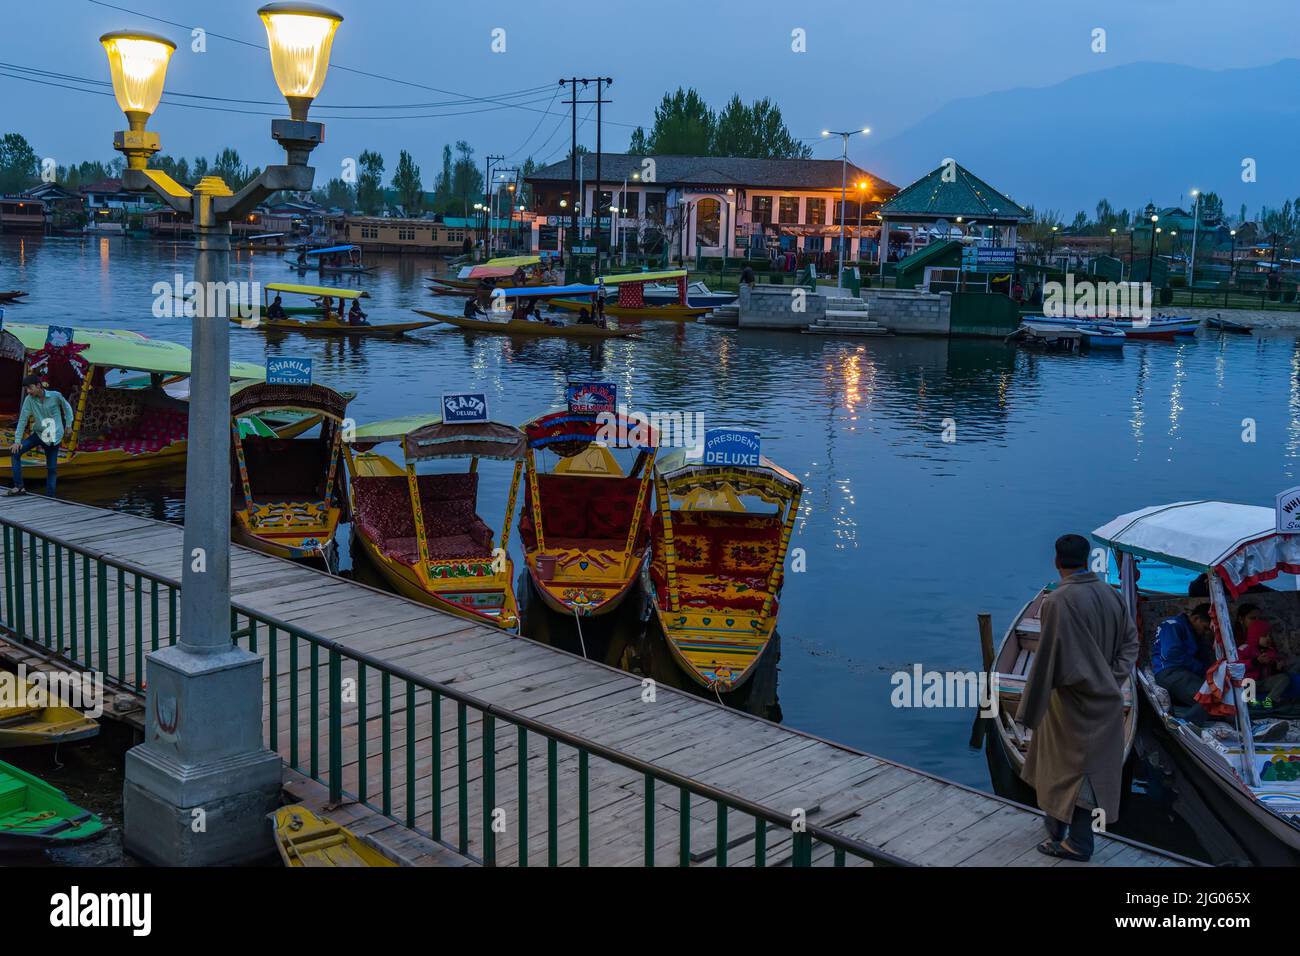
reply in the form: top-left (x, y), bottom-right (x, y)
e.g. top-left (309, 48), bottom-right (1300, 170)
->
top-left (78, 405), bottom-right (188, 454)
top-left (519, 474), bottom-right (649, 551)
top-left (654, 572), bottom-right (773, 612)
top-left (239, 437), bottom-right (330, 498)
top-left (384, 534), bottom-right (493, 565)
top-left (352, 472), bottom-right (493, 565)
top-left (536, 536), bottom-right (629, 555)
top-left (651, 510), bottom-right (783, 578)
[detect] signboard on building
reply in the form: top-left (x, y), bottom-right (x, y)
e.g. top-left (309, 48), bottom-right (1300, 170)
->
top-left (703, 428), bottom-right (761, 467)
top-left (441, 392), bottom-right (489, 425)
top-left (973, 247), bottom-right (1016, 273)
top-left (267, 357), bottom-right (313, 386)
top-left (566, 381), bottom-right (617, 415)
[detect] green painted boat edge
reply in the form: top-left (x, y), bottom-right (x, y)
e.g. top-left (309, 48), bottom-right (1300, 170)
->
top-left (0, 759), bottom-right (106, 845)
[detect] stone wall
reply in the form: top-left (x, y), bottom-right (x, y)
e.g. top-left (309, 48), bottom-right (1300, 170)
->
top-left (737, 283), bottom-right (826, 329)
top-left (859, 289), bottom-right (952, 335)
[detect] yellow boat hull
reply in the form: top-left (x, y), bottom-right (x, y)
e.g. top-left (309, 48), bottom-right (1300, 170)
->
top-left (232, 506), bottom-right (342, 562)
top-left (549, 298), bottom-right (709, 321)
top-left (272, 805), bottom-right (396, 867)
top-left (354, 526), bottom-right (519, 630)
top-left (231, 316), bottom-right (435, 336)
top-left (524, 549), bottom-right (641, 617)
top-left (0, 707), bottom-right (100, 748)
top-left (416, 310), bottom-right (636, 339)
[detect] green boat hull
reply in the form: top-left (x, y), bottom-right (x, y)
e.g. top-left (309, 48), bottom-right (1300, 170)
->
top-left (0, 759), bottom-right (105, 850)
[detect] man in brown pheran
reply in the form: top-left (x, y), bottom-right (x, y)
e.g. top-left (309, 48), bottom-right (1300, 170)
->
top-left (1016, 534), bottom-right (1138, 862)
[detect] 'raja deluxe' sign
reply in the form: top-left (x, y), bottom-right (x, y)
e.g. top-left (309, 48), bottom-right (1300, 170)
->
top-left (1277, 486), bottom-right (1300, 533)
top-left (703, 428), bottom-right (761, 467)
top-left (267, 357), bottom-right (313, 386)
top-left (442, 392), bottom-right (489, 424)
top-left (566, 381), bottom-right (616, 415)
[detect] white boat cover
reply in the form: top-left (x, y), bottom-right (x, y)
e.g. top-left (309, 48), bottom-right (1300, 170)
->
top-left (1093, 500), bottom-right (1300, 595)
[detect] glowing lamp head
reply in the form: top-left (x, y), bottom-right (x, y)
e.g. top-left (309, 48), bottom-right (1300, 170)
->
top-left (258, 2), bottom-right (343, 120)
top-left (99, 31), bottom-right (176, 129)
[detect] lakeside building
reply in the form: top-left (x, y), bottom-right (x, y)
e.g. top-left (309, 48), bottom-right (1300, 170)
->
top-left (523, 153), bottom-right (899, 262)
top-left (320, 213), bottom-right (488, 254)
top-left (0, 195), bottom-right (46, 234)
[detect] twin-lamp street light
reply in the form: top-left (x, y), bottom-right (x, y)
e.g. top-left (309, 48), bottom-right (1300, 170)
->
top-left (100, 2), bottom-right (343, 866)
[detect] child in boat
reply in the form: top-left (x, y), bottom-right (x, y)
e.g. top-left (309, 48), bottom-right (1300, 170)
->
top-left (1239, 619), bottom-right (1300, 704)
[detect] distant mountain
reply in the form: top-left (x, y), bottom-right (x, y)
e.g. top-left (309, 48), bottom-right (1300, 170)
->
top-left (870, 59), bottom-right (1300, 219)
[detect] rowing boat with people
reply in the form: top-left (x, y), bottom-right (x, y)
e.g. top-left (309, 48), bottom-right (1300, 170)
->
top-left (239, 283), bottom-right (435, 336)
top-left (415, 309), bottom-right (636, 339)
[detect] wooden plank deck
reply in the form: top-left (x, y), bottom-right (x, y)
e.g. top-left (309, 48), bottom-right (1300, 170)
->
top-left (0, 496), bottom-right (1198, 867)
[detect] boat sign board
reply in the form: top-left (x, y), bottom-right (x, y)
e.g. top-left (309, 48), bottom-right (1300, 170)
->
top-left (704, 428), bottom-right (761, 467)
top-left (566, 381), bottom-right (616, 415)
top-left (46, 326), bottom-right (74, 348)
top-left (1277, 486), bottom-right (1300, 533)
top-left (267, 357), bottom-right (313, 386)
top-left (442, 392), bottom-right (489, 425)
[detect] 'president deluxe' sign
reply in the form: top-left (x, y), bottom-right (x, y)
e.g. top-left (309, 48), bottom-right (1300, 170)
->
top-left (703, 428), bottom-right (761, 467)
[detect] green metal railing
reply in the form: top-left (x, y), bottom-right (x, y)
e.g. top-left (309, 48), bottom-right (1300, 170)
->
top-left (0, 513), bottom-right (908, 868)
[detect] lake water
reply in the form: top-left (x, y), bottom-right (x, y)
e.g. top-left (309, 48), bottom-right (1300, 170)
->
top-left (3, 234), bottom-right (1295, 862)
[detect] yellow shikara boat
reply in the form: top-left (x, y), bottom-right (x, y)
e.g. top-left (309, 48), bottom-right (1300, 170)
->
top-left (230, 380), bottom-right (353, 563)
top-left (416, 309), bottom-right (636, 339)
top-left (643, 447), bottom-right (802, 692)
top-left (0, 672), bottom-right (99, 748)
top-left (549, 269), bottom-right (710, 321)
top-left (238, 283), bottom-right (436, 336)
top-left (515, 406), bottom-right (657, 617)
top-left (345, 412), bottom-right (527, 629)
top-left (0, 324), bottom-right (281, 483)
top-left (272, 805), bottom-right (396, 867)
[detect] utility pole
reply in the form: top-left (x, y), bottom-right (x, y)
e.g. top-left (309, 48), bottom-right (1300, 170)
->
top-left (484, 154), bottom-right (504, 257)
top-left (559, 76), bottom-right (612, 275)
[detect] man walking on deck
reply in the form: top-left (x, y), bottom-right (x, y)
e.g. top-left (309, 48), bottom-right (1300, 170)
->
top-left (6, 374), bottom-right (74, 498)
top-left (1016, 533), bottom-right (1138, 862)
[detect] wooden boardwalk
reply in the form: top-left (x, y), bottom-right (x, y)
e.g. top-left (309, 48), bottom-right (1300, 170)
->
top-left (0, 496), bottom-right (1198, 867)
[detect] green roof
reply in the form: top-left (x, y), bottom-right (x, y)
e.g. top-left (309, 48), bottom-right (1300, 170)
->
top-left (879, 162), bottom-right (1028, 222)
top-left (895, 239), bottom-right (962, 273)
top-left (7, 323), bottom-right (264, 379)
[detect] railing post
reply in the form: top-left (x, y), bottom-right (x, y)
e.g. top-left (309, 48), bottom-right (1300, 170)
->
top-left (547, 737), bottom-right (558, 867)
top-left (328, 647), bottom-right (342, 803)
top-left (578, 748), bottom-right (589, 867)
top-left (644, 773), bottom-right (655, 867)
top-left (96, 561), bottom-right (107, 675)
top-left (457, 701), bottom-right (468, 856)
top-left (679, 788), bottom-right (690, 867)
top-left (482, 712), bottom-right (496, 866)
top-left (517, 725), bottom-right (528, 868)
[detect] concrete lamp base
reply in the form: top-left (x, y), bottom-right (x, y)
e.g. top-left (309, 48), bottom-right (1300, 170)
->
top-left (123, 643), bottom-right (283, 867)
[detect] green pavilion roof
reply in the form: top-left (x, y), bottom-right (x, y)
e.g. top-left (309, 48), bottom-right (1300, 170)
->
top-left (879, 161), bottom-right (1028, 223)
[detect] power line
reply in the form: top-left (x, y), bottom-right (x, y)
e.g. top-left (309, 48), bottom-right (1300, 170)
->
top-left (503, 85), bottom-right (562, 160)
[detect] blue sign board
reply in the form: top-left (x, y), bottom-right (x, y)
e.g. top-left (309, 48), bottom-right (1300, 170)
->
top-left (442, 392), bottom-right (489, 424)
top-left (267, 357), bottom-right (313, 386)
top-left (974, 247), bottom-right (1016, 273)
top-left (703, 428), bottom-right (761, 467)
top-left (566, 381), bottom-right (617, 415)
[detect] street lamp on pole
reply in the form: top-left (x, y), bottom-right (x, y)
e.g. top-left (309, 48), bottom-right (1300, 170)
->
top-left (822, 127), bottom-right (870, 286)
top-left (104, 2), bottom-right (342, 866)
top-left (1145, 203), bottom-right (1159, 287)
top-left (1188, 188), bottom-right (1200, 284)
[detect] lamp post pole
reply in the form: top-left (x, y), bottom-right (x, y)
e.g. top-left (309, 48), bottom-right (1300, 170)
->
top-left (104, 3), bottom-right (342, 866)
top-left (822, 127), bottom-right (869, 288)
top-left (1188, 189), bottom-right (1200, 284)
top-left (1145, 204), bottom-right (1159, 287)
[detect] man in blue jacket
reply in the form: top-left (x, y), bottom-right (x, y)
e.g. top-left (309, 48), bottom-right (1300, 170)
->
top-left (1152, 603), bottom-right (1214, 723)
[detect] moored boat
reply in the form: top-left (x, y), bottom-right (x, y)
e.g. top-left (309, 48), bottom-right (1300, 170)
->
top-left (1016, 318), bottom-right (1125, 349)
top-left (272, 805), bottom-right (396, 867)
top-left (241, 283), bottom-right (435, 337)
top-left (643, 443), bottom-right (802, 692)
top-left (345, 409), bottom-right (526, 630)
top-left (645, 280), bottom-right (737, 309)
top-left (515, 397), bottom-right (658, 617)
top-left (415, 308), bottom-right (636, 339)
top-left (0, 674), bottom-right (99, 748)
top-left (230, 381), bottom-right (353, 564)
top-left (1093, 499), bottom-right (1300, 863)
top-left (1206, 314), bottom-right (1253, 334)
top-left (286, 244), bottom-right (372, 274)
top-left (0, 323), bottom-right (280, 483)
top-left (0, 291), bottom-right (28, 304)
top-left (549, 270), bottom-right (711, 321)
top-left (0, 760), bottom-right (104, 850)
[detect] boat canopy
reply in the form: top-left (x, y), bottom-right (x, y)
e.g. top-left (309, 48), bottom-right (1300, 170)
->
top-left (466, 265), bottom-right (520, 279)
top-left (598, 269), bottom-right (688, 285)
top-left (349, 414), bottom-right (526, 461)
top-left (304, 245), bottom-right (359, 256)
top-left (486, 255), bottom-right (542, 268)
top-left (495, 284), bottom-right (598, 299)
top-left (230, 380), bottom-right (352, 421)
top-left (265, 282), bottom-right (368, 300)
top-left (0, 329), bottom-right (24, 363)
top-left (654, 448), bottom-right (801, 505)
top-left (524, 409), bottom-right (657, 450)
top-left (1093, 500), bottom-right (1300, 596)
top-left (6, 323), bottom-right (265, 379)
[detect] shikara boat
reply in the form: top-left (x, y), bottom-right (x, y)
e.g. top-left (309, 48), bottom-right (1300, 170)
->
top-left (415, 308), bottom-right (636, 339)
top-left (0, 760), bottom-right (104, 850)
top-left (240, 283), bottom-right (435, 337)
top-left (1207, 314), bottom-right (1252, 334)
top-left (0, 291), bottom-right (28, 304)
top-left (427, 255), bottom-right (555, 293)
top-left (0, 674), bottom-right (99, 748)
top-left (1093, 500), bottom-right (1300, 863)
top-left (286, 244), bottom-right (373, 274)
top-left (988, 585), bottom-right (1136, 779)
top-left (643, 448), bottom-right (802, 692)
top-left (514, 406), bottom-right (657, 617)
top-left (272, 805), bottom-right (395, 867)
top-left (0, 323), bottom-right (282, 483)
top-left (230, 381), bottom-right (352, 563)
top-left (345, 413), bottom-right (526, 629)
top-left (549, 270), bottom-right (711, 321)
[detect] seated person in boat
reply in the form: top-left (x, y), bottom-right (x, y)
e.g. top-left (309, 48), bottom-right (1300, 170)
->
top-left (463, 296), bottom-right (487, 319)
top-left (1152, 603), bottom-right (1213, 721)
top-left (575, 307), bottom-right (595, 325)
top-left (266, 294), bottom-right (287, 319)
top-left (317, 296), bottom-right (335, 320)
top-left (347, 299), bottom-right (369, 326)
top-left (1233, 602), bottom-right (1260, 644)
top-left (1239, 619), bottom-right (1300, 705)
